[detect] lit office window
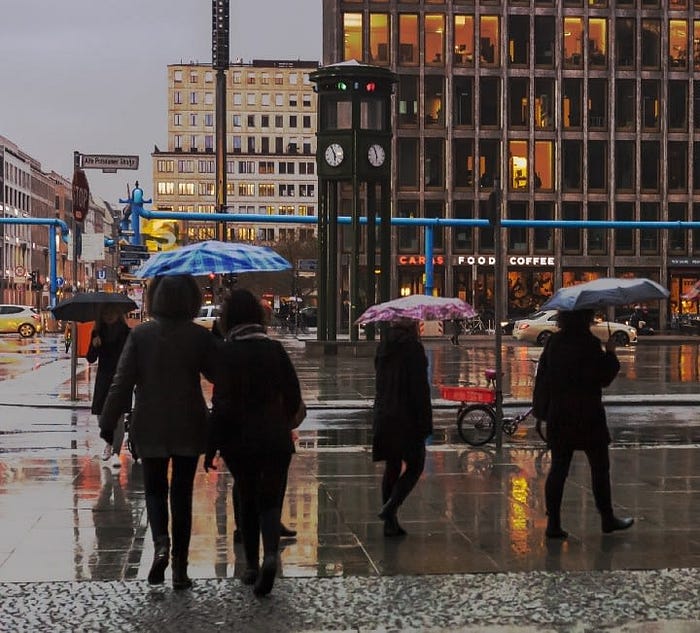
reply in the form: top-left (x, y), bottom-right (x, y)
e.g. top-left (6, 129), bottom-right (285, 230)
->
top-left (343, 13), bottom-right (363, 61)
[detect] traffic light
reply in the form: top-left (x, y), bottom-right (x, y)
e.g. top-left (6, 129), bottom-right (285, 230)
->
top-left (30, 270), bottom-right (41, 291)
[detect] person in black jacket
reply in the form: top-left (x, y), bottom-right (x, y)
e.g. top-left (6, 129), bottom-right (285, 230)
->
top-left (100, 275), bottom-right (219, 590)
top-left (86, 305), bottom-right (131, 468)
top-left (533, 309), bottom-right (634, 539)
top-left (373, 319), bottom-right (433, 537)
top-left (206, 289), bottom-right (303, 597)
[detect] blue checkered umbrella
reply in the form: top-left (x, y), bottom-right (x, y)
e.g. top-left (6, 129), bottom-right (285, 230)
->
top-left (134, 240), bottom-right (291, 278)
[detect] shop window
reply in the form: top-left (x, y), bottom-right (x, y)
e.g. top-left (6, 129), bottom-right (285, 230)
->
top-left (509, 140), bottom-right (528, 191)
top-left (641, 20), bottom-right (660, 68)
top-left (398, 138), bottom-right (419, 188)
top-left (668, 203), bottom-right (687, 254)
top-left (563, 202), bottom-right (582, 254)
top-left (453, 200), bottom-right (474, 252)
top-left (616, 80), bottom-right (635, 130)
top-left (508, 15), bottom-right (529, 66)
top-left (425, 76), bottom-right (444, 127)
top-left (425, 201), bottom-right (444, 249)
top-left (453, 76), bottom-right (473, 126)
top-left (343, 13), bottom-right (363, 61)
top-left (588, 141), bottom-right (607, 191)
top-left (640, 203), bottom-right (659, 255)
top-left (669, 20), bottom-right (688, 69)
top-left (563, 18), bottom-right (583, 67)
top-left (479, 199), bottom-right (495, 252)
top-left (480, 16), bottom-right (500, 66)
top-left (508, 78), bottom-right (529, 128)
top-left (398, 75), bottom-right (418, 126)
top-left (587, 202), bottom-right (607, 255)
top-left (534, 141), bottom-right (553, 191)
top-left (615, 141), bottom-right (635, 191)
top-left (534, 16), bottom-right (555, 67)
top-left (453, 138), bottom-right (475, 188)
top-left (616, 19), bottom-right (635, 68)
top-left (588, 79), bottom-right (607, 129)
top-left (399, 14), bottom-right (419, 65)
top-left (642, 80), bottom-right (660, 130)
top-left (369, 14), bottom-right (390, 65)
top-left (588, 18), bottom-right (607, 68)
top-left (398, 201), bottom-right (419, 252)
top-left (668, 142), bottom-right (688, 191)
top-left (615, 202), bottom-right (634, 255)
top-left (479, 139), bottom-right (500, 189)
top-left (563, 140), bottom-right (582, 191)
top-left (535, 78), bottom-right (554, 129)
top-left (425, 14), bottom-right (445, 65)
top-left (563, 79), bottom-right (582, 128)
top-left (534, 202), bottom-right (553, 253)
top-left (454, 15), bottom-right (475, 66)
top-left (508, 202), bottom-right (528, 252)
top-left (425, 138), bottom-right (444, 188)
top-left (641, 141), bottom-right (659, 191)
top-left (668, 81), bottom-right (687, 131)
top-left (479, 77), bottom-right (500, 127)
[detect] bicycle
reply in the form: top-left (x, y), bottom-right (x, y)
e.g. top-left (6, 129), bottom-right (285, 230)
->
top-left (460, 315), bottom-right (488, 335)
top-left (440, 368), bottom-right (547, 446)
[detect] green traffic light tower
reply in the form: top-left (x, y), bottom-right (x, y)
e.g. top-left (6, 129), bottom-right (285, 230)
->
top-left (310, 61), bottom-right (396, 343)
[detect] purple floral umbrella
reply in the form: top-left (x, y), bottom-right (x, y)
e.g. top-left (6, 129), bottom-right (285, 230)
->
top-left (355, 295), bottom-right (478, 325)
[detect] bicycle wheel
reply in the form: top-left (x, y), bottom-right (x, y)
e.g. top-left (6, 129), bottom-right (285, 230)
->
top-left (457, 405), bottom-right (496, 446)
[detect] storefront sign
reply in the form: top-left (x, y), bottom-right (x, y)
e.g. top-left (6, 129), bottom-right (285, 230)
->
top-left (455, 255), bottom-right (555, 267)
top-left (397, 255), bottom-right (445, 266)
top-left (668, 257), bottom-right (700, 267)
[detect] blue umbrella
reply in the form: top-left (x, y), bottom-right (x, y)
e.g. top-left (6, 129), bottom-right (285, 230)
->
top-left (134, 240), bottom-right (292, 278)
top-left (541, 277), bottom-right (669, 311)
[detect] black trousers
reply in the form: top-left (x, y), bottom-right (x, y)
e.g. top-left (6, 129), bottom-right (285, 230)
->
top-left (224, 452), bottom-right (291, 568)
top-left (382, 443), bottom-right (426, 512)
top-left (141, 455), bottom-right (199, 559)
top-left (545, 444), bottom-right (613, 523)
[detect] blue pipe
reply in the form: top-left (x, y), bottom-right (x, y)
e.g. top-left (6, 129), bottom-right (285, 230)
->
top-left (48, 225), bottom-right (57, 307)
top-left (424, 225), bottom-right (434, 296)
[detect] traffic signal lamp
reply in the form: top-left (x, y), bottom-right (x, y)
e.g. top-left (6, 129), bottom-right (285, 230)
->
top-left (208, 273), bottom-right (216, 281)
top-left (365, 81), bottom-right (376, 92)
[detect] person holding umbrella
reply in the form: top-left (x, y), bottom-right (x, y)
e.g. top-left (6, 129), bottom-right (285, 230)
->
top-left (533, 309), bottom-right (634, 539)
top-left (86, 304), bottom-right (131, 468)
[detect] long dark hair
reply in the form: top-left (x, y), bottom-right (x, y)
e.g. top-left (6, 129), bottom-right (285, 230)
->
top-left (220, 289), bottom-right (265, 331)
top-left (556, 309), bottom-right (594, 335)
top-left (150, 275), bottom-right (201, 320)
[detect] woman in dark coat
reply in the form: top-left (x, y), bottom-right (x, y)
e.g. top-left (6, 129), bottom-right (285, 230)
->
top-left (206, 289), bottom-right (302, 597)
top-left (533, 309), bottom-right (634, 539)
top-left (100, 275), bottom-right (219, 590)
top-left (86, 305), bottom-right (131, 467)
top-left (373, 319), bottom-right (433, 537)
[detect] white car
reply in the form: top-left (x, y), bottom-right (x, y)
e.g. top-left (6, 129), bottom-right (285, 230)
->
top-left (194, 305), bottom-right (220, 331)
top-left (512, 310), bottom-right (638, 346)
top-left (0, 304), bottom-right (42, 338)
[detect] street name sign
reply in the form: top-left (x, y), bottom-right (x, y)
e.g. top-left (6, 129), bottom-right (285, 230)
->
top-left (79, 154), bottom-right (139, 172)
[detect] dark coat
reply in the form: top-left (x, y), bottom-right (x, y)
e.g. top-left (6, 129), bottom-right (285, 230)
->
top-left (533, 329), bottom-right (620, 451)
top-left (86, 320), bottom-right (131, 415)
top-left (208, 333), bottom-right (302, 458)
top-left (99, 318), bottom-right (219, 458)
top-left (372, 326), bottom-right (433, 461)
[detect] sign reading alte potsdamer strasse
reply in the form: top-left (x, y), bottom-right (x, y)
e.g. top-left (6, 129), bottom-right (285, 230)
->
top-left (79, 154), bottom-right (139, 171)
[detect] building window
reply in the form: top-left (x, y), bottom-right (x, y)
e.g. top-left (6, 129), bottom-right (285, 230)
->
top-left (178, 182), bottom-right (196, 196)
top-left (453, 200), bottom-right (474, 252)
top-left (258, 161), bottom-right (274, 174)
top-left (534, 141), bottom-right (553, 191)
top-left (289, 115), bottom-right (298, 128)
top-left (615, 141), bottom-right (635, 191)
top-left (303, 94), bottom-right (312, 108)
top-left (399, 14), bottom-right (419, 64)
top-left (157, 182), bottom-right (175, 195)
top-left (642, 80), bottom-right (660, 130)
top-left (535, 78), bottom-right (554, 129)
top-left (480, 16), bottom-right (500, 66)
top-left (173, 70), bottom-right (183, 82)
top-left (247, 137), bottom-right (256, 153)
top-left (174, 135), bottom-right (182, 149)
top-left (640, 202), bottom-right (659, 254)
top-left (642, 20), bottom-right (660, 68)
top-left (289, 94), bottom-right (298, 108)
top-left (247, 114), bottom-right (255, 127)
top-left (370, 13), bottom-right (390, 64)
top-left (205, 71), bottom-right (213, 82)
top-left (534, 202), bottom-right (553, 253)
top-left (589, 18), bottom-right (607, 68)
top-left (425, 138), bottom-right (444, 188)
top-left (669, 20), bottom-right (688, 68)
top-left (453, 139), bottom-right (474, 188)
top-left (615, 202), bottom-right (634, 255)
top-left (302, 115), bottom-right (311, 128)
top-left (668, 203), bottom-right (687, 253)
top-left (454, 15), bottom-right (474, 66)
top-left (204, 113), bottom-right (214, 126)
top-left (508, 202), bottom-right (527, 253)
top-left (178, 159), bottom-right (194, 173)
top-left (157, 159), bottom-right (174, 173)
top-left (261, 137), bottom-right (270, 153)
top-left (398, 75), bottom-right (418, 126)
top-left (198, 159), bottom-right (215, 173)
top-left (238, 160), bottom-right (255, 174)
top-left (509, 77), bottom-right (528, 128)
top-left (425, 14), bottom-right (445, 65)
top-left (479, 199), bottom-right (495, 252)
top-left (669, 81), bottom-right (687, 131)
top-left (233, 114), bottom-right (241, 127)
top-left (190, 113), bottom-right (197, 126)
top-left (534, 16), bottom-right (555, 67)
top-left (563, 18), bottom-right (583, 67)
top-left (641, 140), bottom-right (659, 191)
top-left (588, 79), bottom-right (606, 129)
top-left (190, 91), bottom-right (198, 104)
top-left (509, 15), bottom-right (529, 66)
top-left (453, 77), bottom-right (473, 126)
top-left (425, 76), bottom-right (444, 126)
top-left (563, 140), bottom-right (581, 190)
top-left (247, 93), bottom-right (256, 106)
top-left (204, 92), bottom-right (214, 105)
top-left (616, 18), bottom-right (635, 68)
top-left (275, 94), bottom-right (283, 107)
top-left (398, 201), bottom-right (419, 252)
top-left (480, 77), bottom-right (500, 127)
top-left (174, 114), bottom-right (182, 126)
top-left (668, 142), bottom-right (688, 191)
top-left (479, 139), bottom-right (500, 189)
top-left (588, 141), bottom-right (606, 191)
top-left (232, 72), bottom-right (242, 84)
top-left (233, 93), bottom-right (242, 105)
top-left (509, 140), bottom-right (528, 191)
top-left (247, 73), bottom-right (256, 84)
top-left (588, 203), bottom-right (607, 255)
top-left (238, 183), bottom-right (255, 196)
top-left (616, 80), bottom-right (635, 130)
top-left (259, 183), bottom-right (275, 196)
top-left (563, 202), bottom-right (582, 254)
top-left (343, 12), bottom-right (363, 61)
top-left (174, 91), bottom-right (182, 104)
top-left (198, 182), bottom-right (215, 196)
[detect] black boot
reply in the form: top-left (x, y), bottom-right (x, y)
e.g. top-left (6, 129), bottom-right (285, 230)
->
top-left (171, 555), bottom-right (193, 590)
top-left (253, 554), bottom-right (277, 597)
top-left (383, 515), bottom-right (407, 537)
top-left (602, 515), bottom-right (634, 534)
top-left (148, 535), bottom-right (170, 585)
top-left (545, 520), bottom-right (568, 539)
top-left (279, 523), bottom-right (297, 538)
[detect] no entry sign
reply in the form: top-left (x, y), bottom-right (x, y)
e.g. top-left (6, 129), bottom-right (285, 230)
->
top-left (71, 169), bottom-right (90, 223)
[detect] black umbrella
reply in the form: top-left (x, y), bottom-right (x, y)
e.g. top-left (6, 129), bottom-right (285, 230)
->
top-left (51, 292), bottom-right (137, 323)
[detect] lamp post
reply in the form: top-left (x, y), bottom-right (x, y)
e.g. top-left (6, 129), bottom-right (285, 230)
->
top-left (212, 0), bottom-right (229, 242)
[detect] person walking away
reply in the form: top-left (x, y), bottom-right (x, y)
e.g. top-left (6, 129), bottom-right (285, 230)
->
top-left (206, 289), bottom-right (303, 597)
top-left (99, 275), bottom-right (219, 590)
top-left (373, 319), bottom-right (433, 537)
top-left (450, 319), bottom-right (461, 345)
top-left (63, 322), bottom-right (72, 354)
top-left (86, 305), bottom-right (131, 468)
top-left (533, 309), bottom-right (634, 539)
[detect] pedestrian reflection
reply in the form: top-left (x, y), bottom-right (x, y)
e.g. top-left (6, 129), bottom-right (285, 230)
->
top-left (214, 469), bottom-right (231, 578)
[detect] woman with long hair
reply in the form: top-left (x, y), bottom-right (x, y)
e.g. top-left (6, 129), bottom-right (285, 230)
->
top-left (100, 275), bottom-right (219, 589)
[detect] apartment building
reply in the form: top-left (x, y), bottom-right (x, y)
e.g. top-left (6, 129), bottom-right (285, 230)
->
top-left (323, 0), bottom-right (700, 327)
top-left (151, 59), bottom-right (319, 250)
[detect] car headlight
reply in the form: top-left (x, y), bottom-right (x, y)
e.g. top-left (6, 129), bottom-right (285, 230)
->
top-left (500, 321), bottom-right (509, 327)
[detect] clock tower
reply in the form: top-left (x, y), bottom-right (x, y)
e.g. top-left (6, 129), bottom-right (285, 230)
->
top-left (310, 61), bottom-right (396, 342)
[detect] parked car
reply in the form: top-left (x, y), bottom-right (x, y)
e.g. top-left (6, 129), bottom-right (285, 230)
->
top-left (299, 306), bottom-right (317, 328)
top-left (0, 304), bottom-right (42, 338)
top-left (512, 309), bottom-right (638, 346)
top-left (193, 304), bottom-right (220, 331)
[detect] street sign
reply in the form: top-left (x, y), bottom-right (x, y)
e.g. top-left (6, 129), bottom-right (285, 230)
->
top-left (96, 269), bottom-right (107, 280)
top-left (71, 169), bottom-right (90, 223)
top-left (297, 258), bottom-right (318, 272)
top-left (79, 154), bottom-right (139, 171)
top-left (14, 265), bottom-right (25, 277)
top-left (56, 276), bottom-right (64, 287)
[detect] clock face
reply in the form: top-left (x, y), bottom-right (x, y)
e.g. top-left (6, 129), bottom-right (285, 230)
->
top-left (368, 143), bottom-right (386, 167)
top-left (324, 143), bottom-right (344, 167)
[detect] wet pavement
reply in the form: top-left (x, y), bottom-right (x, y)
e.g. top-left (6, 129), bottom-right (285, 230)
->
top-left (0, 333), bottom-right (699, 632)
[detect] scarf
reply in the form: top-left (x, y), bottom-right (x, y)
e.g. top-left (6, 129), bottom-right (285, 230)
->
top-left (226, 323), bottom-right (268, 342)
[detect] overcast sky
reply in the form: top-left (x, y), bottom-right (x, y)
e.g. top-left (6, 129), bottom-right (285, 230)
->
top-left (0, 0), bottom-right (322, 207)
